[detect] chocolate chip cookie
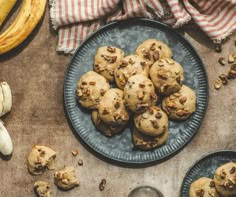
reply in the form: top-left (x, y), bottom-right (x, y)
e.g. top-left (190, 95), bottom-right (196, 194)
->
top-left (123, 74), bottom-right (158, 114)
top-left (189, 177), bottom-right (219, 197)
top-left (98, 88), bottom-right (130, 126)
top-left (214, 162), bottom-right (236, 197)
top-left (94, 46), bottom-right (125, 82)
top-left (134, 106), bottom-right (168, 136)
top-left (162, 85), bottom-right (196, 120)
top-left (132, 126), bottom-right (169, 150)
top-left (77, 71), bottom-right (110, 109)
top-left (114, 55), bottom-right (149, 89)
top-left (150, 58), bottom-right (184, 95)
top-left (135, 39), bottom-right (173, 65)
top-left (92, 110), bottom-right (126, 137)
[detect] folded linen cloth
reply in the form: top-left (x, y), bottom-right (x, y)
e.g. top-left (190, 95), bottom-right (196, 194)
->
top-left (49, 0), bottom-right (236, 54)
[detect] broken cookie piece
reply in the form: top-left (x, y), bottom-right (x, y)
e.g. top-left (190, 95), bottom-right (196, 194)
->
top-left (34, 181), bottom-right (52, 197)
top-left (27, 145), bottom-right (56, 175)
top-left (54, 167), bottom-right (80, 190)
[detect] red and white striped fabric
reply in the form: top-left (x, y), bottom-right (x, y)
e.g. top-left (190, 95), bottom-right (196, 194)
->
top-left (49, 0), bottom-right (236, 54)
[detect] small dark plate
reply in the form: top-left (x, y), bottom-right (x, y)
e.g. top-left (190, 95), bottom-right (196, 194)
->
top-left (180, 150), bottom-right (236, 196)
top-left (64, 18), bottom-right (209, 164)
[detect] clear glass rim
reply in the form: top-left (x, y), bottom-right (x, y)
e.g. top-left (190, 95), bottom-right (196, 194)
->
top-left (128, 186), bottom-right (164, 197)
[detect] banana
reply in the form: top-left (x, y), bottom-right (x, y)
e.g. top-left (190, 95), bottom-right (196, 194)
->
top-left (0, 0), bottom-right (17, 26)
top-left (0, 0), bottom-right (47, 54)
top-left (0, 120), bottom-right (13, 156)
top-left (0, 82), bottom-right (12, 117)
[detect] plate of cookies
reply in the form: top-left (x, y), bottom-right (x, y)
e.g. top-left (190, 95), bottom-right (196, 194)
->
top-left (64, 18), bottom-right (208, 164)
top-left (180, 150), bottom-right (236, 197)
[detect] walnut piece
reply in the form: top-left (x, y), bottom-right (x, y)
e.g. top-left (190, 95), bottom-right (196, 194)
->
top-left (218, 57), bottom-right (226, 65)
top-left (107, 46), bottom-right (116, 53)
top-left (99, 179), bottom-right (106, 191)
top-left (214, 78), bottom-right (222, 90)
top-left (72, 149), bottom-right (78, 156)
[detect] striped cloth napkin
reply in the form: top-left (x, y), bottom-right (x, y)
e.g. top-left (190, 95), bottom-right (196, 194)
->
top-left (49, 0), bottom-right (236, 54)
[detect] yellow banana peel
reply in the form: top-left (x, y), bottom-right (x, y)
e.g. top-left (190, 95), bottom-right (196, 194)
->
top-left (0, 0), bottom-right (17, 26)
top-left (0, 0), bottom-right (47, 54)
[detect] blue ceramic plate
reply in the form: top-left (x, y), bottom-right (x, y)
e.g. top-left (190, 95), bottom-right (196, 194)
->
top-left (64, 18), bottom-right (208, 164)
top-left (180, 150), bottom-right (236, 196)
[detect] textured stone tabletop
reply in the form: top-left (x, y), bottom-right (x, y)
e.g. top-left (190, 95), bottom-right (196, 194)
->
top-left (0, 8), bottom-right (235, 197)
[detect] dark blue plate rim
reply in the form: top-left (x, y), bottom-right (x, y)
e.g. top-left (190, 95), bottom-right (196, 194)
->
top-left (63, 18), bottom-right (209, 164)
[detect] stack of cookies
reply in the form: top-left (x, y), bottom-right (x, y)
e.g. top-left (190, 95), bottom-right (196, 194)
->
top-left (76, 39), bottom-right (197, 151)
top-left (189, 162), bottom-right (236, 197)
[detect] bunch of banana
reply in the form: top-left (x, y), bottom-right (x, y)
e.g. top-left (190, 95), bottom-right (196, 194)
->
top-left (0, 82), bottom-right (12, 117)
top-left (0, 0), bottom-right (17, 26)
top-left (0, 0), bottom-right (47, 54)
